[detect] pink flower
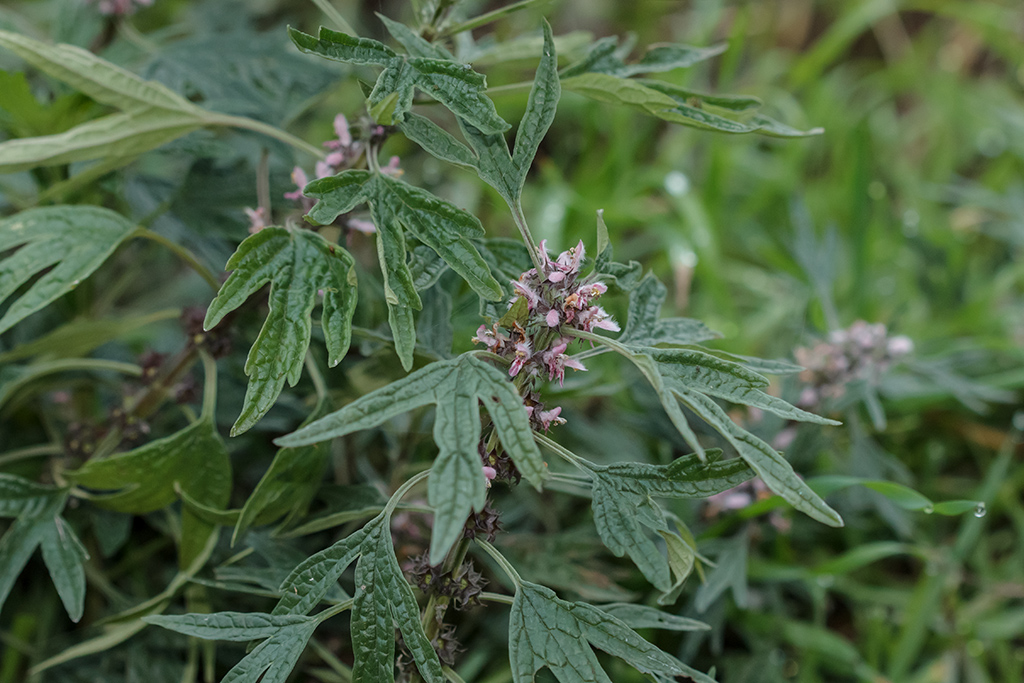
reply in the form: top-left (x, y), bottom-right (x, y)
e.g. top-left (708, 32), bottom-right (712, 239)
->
top-left (545, 309), bottom-right (560, 327)
top-left (547, 271), bottom-right (565, 283)
top-left (555, 240), bottom-right (585, 274)
top-left (244, 207), bottom-right (268, 234)
top-left (512, 280), bottom-right (539, 310)
top-left (542, 342), bottom-right (586, 385)
top-left (333, 114), bottom-right (352, 147)
top-left (284, 166), bottom-right (308, 201)
top-left (482, 466), bottom-right (497, 482)
top-left (537, 406), bottom-right (566, 430)
top-left (381, 156), bottom-right (404, 178)
top-left (509, 340), bottom-right (532, 377)
top-left (314, 161), bottom-right (333, 179)
top-left (472, 324), bottom-right (508, 351)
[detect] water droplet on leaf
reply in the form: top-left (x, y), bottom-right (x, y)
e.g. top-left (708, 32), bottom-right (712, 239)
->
top-left (973, 503), bottom-right (986, 518)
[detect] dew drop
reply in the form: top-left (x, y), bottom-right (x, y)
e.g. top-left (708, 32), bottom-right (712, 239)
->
top-left (923, 504), bottom-right (934, 515)
top-left (973, 502), bottom-right (986, 518)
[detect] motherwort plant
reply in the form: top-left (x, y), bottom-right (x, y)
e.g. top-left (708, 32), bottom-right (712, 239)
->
top-left (0, 4), bottom-right (975, 682)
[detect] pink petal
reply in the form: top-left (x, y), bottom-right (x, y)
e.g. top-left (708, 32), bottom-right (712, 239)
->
top-left (546, 309), bottom-right (560, 327)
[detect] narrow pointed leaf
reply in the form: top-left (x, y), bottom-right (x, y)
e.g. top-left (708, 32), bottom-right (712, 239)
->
top-left (510, 20), bottom-right (560, 196)
top-left (577, 452), bottom-right (752, 592)
top-left (143, 612), bottom-right (312, 641)
top-left (399, 113), bottom-right (479, 169)
top-left (274, 523), bottom-right (371, 616)
top-left (597, 603), bottom-right (709, 631)
top-left (377, 14), bottom-right (453, 60)
top-left (204, 226), bottom-right (357, 434)
top-left (674, 388), bottom-right (843, 527)
top-left (0, 481), bottom-right (86, 621)
top-left (0, 207), bottom-right (137, 334)
top-left (274, 511), bottom-right (445, 683)
top-left (233, 403), bottom-right (332, 543)
top-left (39, 517), bottom-right (89, 622)
top-left (429, 389), bottom-right (487, 561)
top-left (620, 274), bottom-right (717, 346)
top-left (388, 301), bottom-right (418, 371)
top-left (0, 29), bottom-right (200, 113)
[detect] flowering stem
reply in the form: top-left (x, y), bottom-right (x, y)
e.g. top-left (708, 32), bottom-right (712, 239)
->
top-left (511, 202), bottom-right (545, 273)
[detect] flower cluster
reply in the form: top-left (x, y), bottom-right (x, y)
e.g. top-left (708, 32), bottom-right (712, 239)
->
top-left (473, 240), bottom-right (617, 389)
top-left (86, 0), bottom-right (152, 16)
top-left (795, 320), bottom-right (913, 407)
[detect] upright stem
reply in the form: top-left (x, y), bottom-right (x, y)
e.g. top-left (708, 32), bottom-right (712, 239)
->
top-left (511, 202), bottom-right (544, 273)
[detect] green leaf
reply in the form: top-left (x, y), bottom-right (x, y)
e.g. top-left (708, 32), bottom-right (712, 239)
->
top-left (0, 206), bottom-right (137, 334)
top-left (289, 26), bottom-right (509, 134)
top-left (597, 603), bottom-right (710, 631)
top-left (562, 73), bottom-right (821, 137)
top-left (66, 417), bottom-right (231, 568)
top-left (0, 477), bottom-right (87, 621)
top-left (0, 29), bottom-right (201, 113)
top-left (619, 273), bottom-right (717, 347)
top-left (579, 452), bottom-right (752, 593)
top-left (144, 612), bottom-right (313, 641)
top-left (148, 612), bottom-right (319, 683)
top-left (204, 226), bottom-right (357, 435)
top-left (510, 20), bottom-right (560, 198)
top-left (377, 14), bottom-right (453, 60)
top-left (674, 388), bottom-right (842, 527)
top-left (233, 401), bottom-right (332, 544)
top-left (0, 29), bottom-right (321, 173)
top-left (307, 172), bottom-right (502, 303)
top-left (508, 581), bottom-right (695, 683)
top-left (562, 35), bottom-right (726, 78)
top-left (0, 110), bottom-right (203, 174)
top-left (809, 476), bottom-right (982, 517)
top-left (592, 210), bottom-right (643, 292)
top-left (694, 533), bottom-right (747, 612)
top-left (274, 512), bottom-right (445, 683)
top-left (276, 354), bottom-right (548, 557)
top-left (388, 301), bottom-right (418, 371)
top-left (400, 25), bottom-right (558, 210)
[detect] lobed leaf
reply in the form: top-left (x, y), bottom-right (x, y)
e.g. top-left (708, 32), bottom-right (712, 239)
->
top-left (66, 417), bottom-right (232, 567)
top-left (204, 226), bottom-right (357, 434)
top-left (576, 451), bottom-right (752, 593)
top-left (289, 25), bottom-right (508, 134)
top-left (274, 511), bottom-right (445, 683)
top-left (0, 206), bottom-right (137, 334)
top-left (0, 480), bottom-right (87, 621)
top-left (277, 354), bottom-right (548, 557)
top-left (508, 581), bottom-right (699, 683)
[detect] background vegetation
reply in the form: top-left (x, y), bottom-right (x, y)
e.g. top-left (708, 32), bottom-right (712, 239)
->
top-left (0, 1), bottom-right (1021, 682)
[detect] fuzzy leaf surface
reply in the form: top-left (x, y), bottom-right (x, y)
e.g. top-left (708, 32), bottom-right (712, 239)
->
top-left (401, 23), bottom-right (559, 209)
top-left (66, 417), bottom-right (232, 567)
top-left (288, 26), bottom-right (508, 133)
top-left (204, 226), bottom-right (357, 434)
top-left (579, 452), bottom-right (752, 593)
top-left (0, 206), bottom-right (137, 334)
top-left (277, 354), bottom-right (546, 558)
top-left (273, 513), bottom-right (445, 683)
top-left (508, 581), bottom-right (692, 683)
